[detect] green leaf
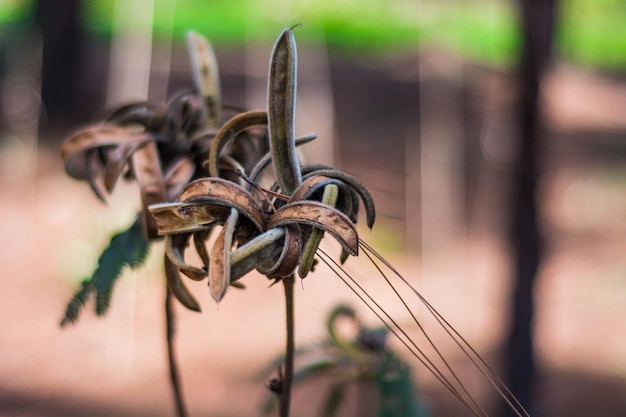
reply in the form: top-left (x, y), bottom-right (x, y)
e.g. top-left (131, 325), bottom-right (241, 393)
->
top-left (60, 217), bottom-right (150, 326)
top-left (60, 279), bottom-right (95, 327)
top-left (94, 217), bottom-right (150, 315)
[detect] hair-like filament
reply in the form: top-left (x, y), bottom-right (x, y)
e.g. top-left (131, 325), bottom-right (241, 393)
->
top-left (315, 240), bottom-right (530, 417)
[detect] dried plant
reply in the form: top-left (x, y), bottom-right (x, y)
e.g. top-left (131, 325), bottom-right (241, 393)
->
top-left (59, 32), bottom-right (270, 316)
top-left (59, 26), bottom-right (531, 417)
top-left (59, 31), bottom-right (268, 417)
top-left (148, 26), bottom-right (376, 416)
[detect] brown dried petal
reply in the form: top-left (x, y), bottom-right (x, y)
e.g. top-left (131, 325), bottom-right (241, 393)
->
top-left (132, 142), bottom-right (167, 239)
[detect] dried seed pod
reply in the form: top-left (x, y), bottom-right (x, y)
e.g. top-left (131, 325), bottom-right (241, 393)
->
top-left (247, 133), bottom-right (317, 191)
top-left (193, 229), bottom-right (212, 276)
top-left (303, 168), bottom-right (376, 229)
top-left (267, 201), bottom-right (358, 256)
top-left (187, 31), bottom-right (222, 128)
top-left (289, 175), bottom-right (355, 219)
top-left (150, 201), bottom-right (229, 235)
top-left (105, 102), bottom-right (164, 129)
top-left (230, 228), bottom-right (285, 281)
top-left (256, 225), bottom-right (302, 278)
top-left (209, 208), bottom-right (239, 302)
top-left (165, 234), bottom-right (207, 281)
top-left (207, 110), bottom-right (268, 178)
top-left (164, 254), bottom-right (201, 312)
top-left (178, 178), bottom-right (266, 231)
top-left (298, 184), bottom-right (339, 278)
top-left (62, 125), bottom-right (145, 201)
top-left (163, 157), bottom-right (196, 200)
top-left (268, 27), bottom-right (301, 195)
top-left (104, 136), bottom-right (153, 193)
top-left (131, 142), bottom-right (167, 239)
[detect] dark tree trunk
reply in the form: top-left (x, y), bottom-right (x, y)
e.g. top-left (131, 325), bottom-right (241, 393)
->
top-left (502, 0), bottom-right (557, 416)
top-left (35, 0), bottom-right (85, 137)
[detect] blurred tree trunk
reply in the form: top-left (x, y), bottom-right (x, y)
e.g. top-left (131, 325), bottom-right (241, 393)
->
top-left (502, 0), bottom-right (557, 416)
top-left (35, 0), bottom-right (85, 138)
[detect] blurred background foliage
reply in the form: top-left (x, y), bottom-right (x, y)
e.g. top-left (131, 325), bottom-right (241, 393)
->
top-left (0, 0), bottom-right (625, 70)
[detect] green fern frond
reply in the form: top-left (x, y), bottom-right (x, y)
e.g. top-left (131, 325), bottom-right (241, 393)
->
top-left (60, 279), bottom-right (95, 327)
top-left (60, 217), bottom-right (151, 326)
top-left (94, 217), bottom-right (150, 315)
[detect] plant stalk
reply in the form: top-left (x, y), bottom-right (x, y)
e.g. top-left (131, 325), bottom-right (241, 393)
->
top-left (166, 286), bottom-right (189, 417)
top-left (279, 274), bottom-right (295, 417)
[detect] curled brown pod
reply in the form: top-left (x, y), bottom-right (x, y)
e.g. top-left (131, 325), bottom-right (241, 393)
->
top-left (268, 27), bottom-right (301, 195)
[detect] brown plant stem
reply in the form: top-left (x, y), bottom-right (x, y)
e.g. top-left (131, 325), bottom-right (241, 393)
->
top-left (165, 286), bottom-right (189, 417)
top-left (279, 274), bottom-right (295, 417)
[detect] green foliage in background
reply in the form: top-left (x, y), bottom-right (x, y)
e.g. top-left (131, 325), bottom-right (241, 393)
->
top-left (1, 0), bottom-right (624, 69)
top-left (0, 0), bottom-right (30, 22)
top-left (419, 1), bottom-right (521, 66)
top-left (262, 304), bottom-right (427, 417)
top-left (557, 0), bottom-right (626, 70)
top-left (79, 0), bottom-right (420, 51)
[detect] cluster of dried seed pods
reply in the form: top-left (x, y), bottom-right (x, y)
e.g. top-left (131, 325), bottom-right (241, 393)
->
top-left (61, 33), bottom-right (268, 241)
top-left (149, 27), bottom-right (376, 306)
top-left (61, 27), bottom-right (375, 309)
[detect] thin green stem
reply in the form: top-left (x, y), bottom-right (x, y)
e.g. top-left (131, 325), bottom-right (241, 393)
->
top-left (279, 274), bottom-right (295, 417)
top-left (165, 286), bottom-right (189, 417)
